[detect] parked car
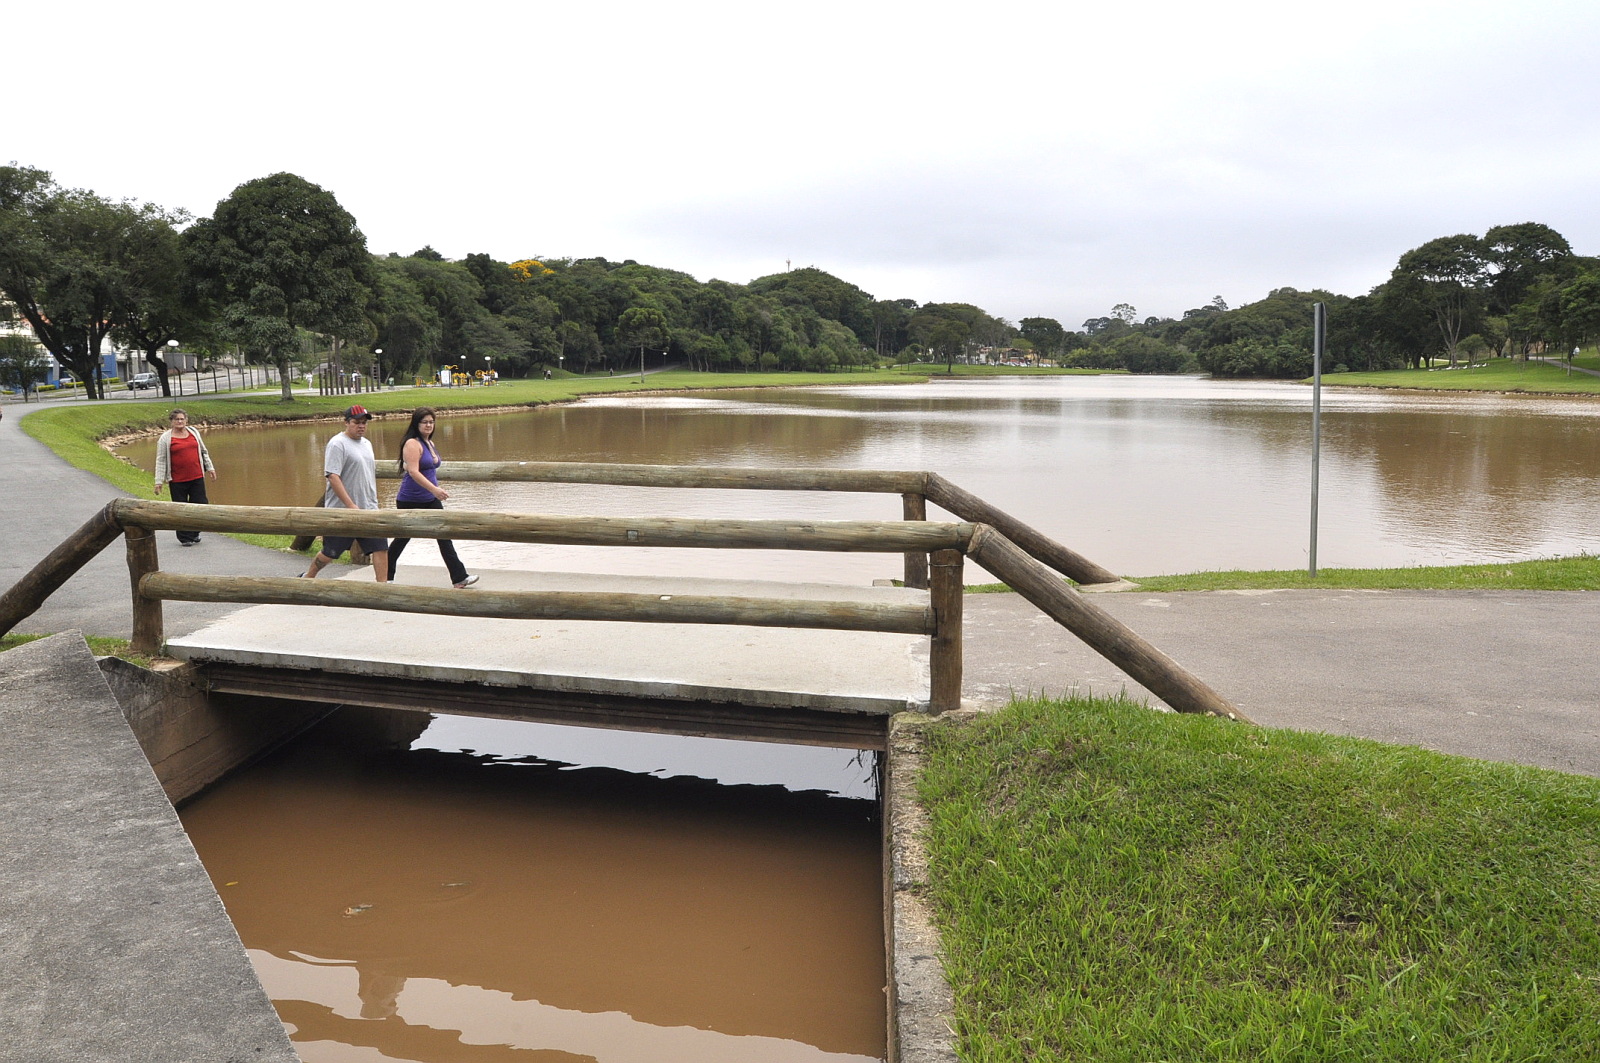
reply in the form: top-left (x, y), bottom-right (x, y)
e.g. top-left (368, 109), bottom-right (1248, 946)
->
top-left (127, 372), bottom-right (158, 391)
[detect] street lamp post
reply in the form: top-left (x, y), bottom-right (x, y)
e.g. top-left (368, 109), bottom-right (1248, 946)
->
top-left (484, 355), bottom-right (491, 385)
top-left (375, 348), bottom-right (383, 389)
top-left (167, 339), bottom-right (180, 396)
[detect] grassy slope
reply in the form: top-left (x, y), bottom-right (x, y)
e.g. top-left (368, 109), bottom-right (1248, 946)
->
top-left (1126, 556), bottom-right (1600, 592)
top-left (920, 694), bottom-right (1600, 1061)
top-left (0, 633), bottom-right (145, 665)
top-left (1327, 357), bottom-right (1600, 394)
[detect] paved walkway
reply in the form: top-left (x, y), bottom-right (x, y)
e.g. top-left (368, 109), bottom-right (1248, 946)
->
top-left (0, 633), bottom-right (296, 1062)
top-left (949, 589), bottom-right (1600, 777)
top-left (1531, 356), bottom-right (1600, 379)
top-left (1, 402), bottom-right (309, 638)
top-left (8, 400), bottom-right (1600, 777)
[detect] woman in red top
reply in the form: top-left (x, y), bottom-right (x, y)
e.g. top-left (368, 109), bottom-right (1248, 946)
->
top-left (153, 408), bottom-right (217, 546)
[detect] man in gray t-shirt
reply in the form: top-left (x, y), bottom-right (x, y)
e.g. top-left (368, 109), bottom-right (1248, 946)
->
top-left (302, 405), bottom-right (390, 581)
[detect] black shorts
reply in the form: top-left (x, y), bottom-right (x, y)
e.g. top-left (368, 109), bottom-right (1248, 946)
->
top-left (319, 536), bottom-right (389, 559)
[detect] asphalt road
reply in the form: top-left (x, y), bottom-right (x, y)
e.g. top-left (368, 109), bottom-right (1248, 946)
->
top-left (10, 397), bottom-right (1600, 778)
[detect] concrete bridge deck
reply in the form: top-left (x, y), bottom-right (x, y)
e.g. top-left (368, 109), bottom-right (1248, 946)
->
top-left (166, 568), bottom-right (931, 749)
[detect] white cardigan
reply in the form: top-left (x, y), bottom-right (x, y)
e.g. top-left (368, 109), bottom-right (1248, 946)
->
top-left (153, 428), bottom-right (215, 485)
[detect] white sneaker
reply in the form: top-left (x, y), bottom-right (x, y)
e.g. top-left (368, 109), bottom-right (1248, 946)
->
top-left (454, 574), bottom-right (480, 589)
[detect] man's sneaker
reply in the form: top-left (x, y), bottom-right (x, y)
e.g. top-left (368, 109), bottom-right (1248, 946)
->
top-left (454, 574), bottom-right (480, 589)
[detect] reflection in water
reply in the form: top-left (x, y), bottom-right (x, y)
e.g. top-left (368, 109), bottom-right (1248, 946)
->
top-left (121, 375), bottom-right (1600, 575)
top-left (181, 709), bottom-right (885, 1063)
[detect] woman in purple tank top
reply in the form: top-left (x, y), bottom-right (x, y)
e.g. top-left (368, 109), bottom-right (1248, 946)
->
top-left (388, 407), bottom-right (479, 588)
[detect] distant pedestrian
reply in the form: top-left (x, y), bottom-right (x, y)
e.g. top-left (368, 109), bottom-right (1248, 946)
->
top-left (154, 409), bottom-right (216, 546)
top-left (302, 405), bottom-right (389, 581)
top-left (387, 406), bottom-right (478, 588)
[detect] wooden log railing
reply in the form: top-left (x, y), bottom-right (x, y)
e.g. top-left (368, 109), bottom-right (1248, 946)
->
top-left (0, 503), bottom-right (124, 637)
top-left (966, 525), bottom-right (1248, 722)
top-left (112, 500), bottom-right (973, 554)
top-left (0, 484), bottom-right (1246, 721)
top-left (371, 462), bottom-right (1124, 590)
top-left (141, 573), bottom-right (937, 634)
top-left (106, 500), bottom-right (974, 712)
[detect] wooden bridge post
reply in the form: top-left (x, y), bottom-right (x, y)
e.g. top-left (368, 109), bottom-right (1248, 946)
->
top-left (125, 528), bottom-right (163, 657)
top-left (901, 492), bottom-right (929, 590)
top-left (928, 548), bottom-right (963, 714)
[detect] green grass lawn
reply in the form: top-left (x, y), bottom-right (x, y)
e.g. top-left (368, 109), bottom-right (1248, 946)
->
top-left (1327, 357), bottom-right (1600, 394)
top-left (955, 555), bottom-right (1600, 594)
top-left (920, 694), bottom-right (1600, 1061)
top-left (1125, 555), bottom-right (1600, 592)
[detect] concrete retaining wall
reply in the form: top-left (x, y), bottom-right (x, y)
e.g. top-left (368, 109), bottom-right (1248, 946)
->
top-left (885, 713), bottom-right (958, 1062)
top-left (99, 656), bottom-right (330, 804)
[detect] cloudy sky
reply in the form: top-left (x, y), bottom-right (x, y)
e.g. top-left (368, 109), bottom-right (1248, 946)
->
top-left (14, 0), bottom-right (1599, 329)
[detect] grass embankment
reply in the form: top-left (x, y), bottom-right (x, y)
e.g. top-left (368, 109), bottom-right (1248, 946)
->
top-left (1125, 555), bottom-right (1600, 592)
top-left (1327, 357), bottom-right (1600, 394)
top-left (920, 694), bottom-right (1600, 1061)
top-left (955, 556), bottom-right (1600, 594)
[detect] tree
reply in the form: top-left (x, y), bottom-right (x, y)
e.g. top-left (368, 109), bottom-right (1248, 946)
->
top-left (748, 267), bottom-right (874, 342)
top-left (1392, 235), bottom-right (1489, 365)
top-left (870, 299), bottom-right (912, 360)
top-left (1558, 270), bottom-right (1600, 353)
top-left (617, 305), bottom-right (669, 380)
top-left (185, 173), bottom-right (372, 401)
top-left (109, 209), bottom-right (204, 398)
top-left (368, 256), bottom-right (441, 379)
top-left (926, 318), bottom-right (970, 375)
top-left (0, 333), bottom-right (50, 399)
top-left (0, 166), bottom-right (189, 399)
top-left (1082, 315), bottom-right (1130, 339)
top-left (1484, 222), bottom-right (1573, 318)
top-left (1019, 317), bottom-right (1065, 358)
top-left (1106, 333), bottom-right (1191, 374)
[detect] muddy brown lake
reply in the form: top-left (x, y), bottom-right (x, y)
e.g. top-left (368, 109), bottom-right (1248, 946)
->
top-left (123, 375), bottom-right (1600, 582)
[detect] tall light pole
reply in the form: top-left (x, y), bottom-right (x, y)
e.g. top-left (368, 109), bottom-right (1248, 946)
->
top-left (1309, 302), bottom-right (1325, 578)
top-left (374, 348), bottom-right (383, 389)
top-left (484, 355), bottom-right (491, 385)
top-left (167, 339), bottom-right (179, 396)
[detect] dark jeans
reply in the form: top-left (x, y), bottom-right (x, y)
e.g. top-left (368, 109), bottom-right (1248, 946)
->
top-left (389, 497), bottom-right (469, 585)
top-left (169, 477), bottom-right (208, 543)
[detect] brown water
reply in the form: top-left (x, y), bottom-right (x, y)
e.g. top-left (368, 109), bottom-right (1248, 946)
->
top-left (181, 709), bottom-right (885, 1063)
top-left (123, 376), bottom-right (1600, 581)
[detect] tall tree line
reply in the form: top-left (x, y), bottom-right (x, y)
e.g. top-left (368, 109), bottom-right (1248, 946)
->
top-left (5, 164), bottom-right (1599, 395)
top-left (1073, 222), bottom-right (1599, 379)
